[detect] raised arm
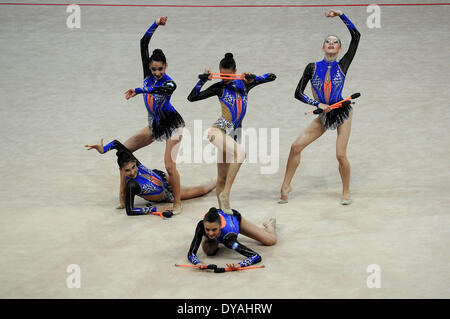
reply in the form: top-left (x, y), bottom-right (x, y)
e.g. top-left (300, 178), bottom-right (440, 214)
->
top-left (222, 233), bottom-right (262, 267)
top-left (187, 221), bottom-right (206, 264)
top-left (187, 77), bottom-right (223, 102)
top-left (244, 73), bottom-right (277, 91)
top-left (294, 63), bottom-right (321, 107)
top-left (140, 16), bottom-right (167, 79)
top-left (140, 22), bottom-right (158, 79)
top-left (337, 13), bottom-right (361, 75)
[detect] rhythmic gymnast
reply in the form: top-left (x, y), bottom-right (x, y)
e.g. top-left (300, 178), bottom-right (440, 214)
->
top-left (187, 207), bottom-right (276, 268)
top-left (187, 53), bottom-right (276, 214)
top-left (85, 139), bottom-right (215, 216)
top-left (280, 9), bottom-right (361, 205)
top-left (122, 16), bottom-right (185, 214)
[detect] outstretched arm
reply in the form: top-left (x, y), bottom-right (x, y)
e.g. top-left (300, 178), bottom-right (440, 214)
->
top-left (130, 80), bottom-right (177, 97)
top-left (187, 221), bottom-right (206, 264)
top-left (244, 73), bottom-right (277, 91)
top-left (102, 140), bottom-right (142, 166)
top-left (223, 233), bottom-right (262, 267)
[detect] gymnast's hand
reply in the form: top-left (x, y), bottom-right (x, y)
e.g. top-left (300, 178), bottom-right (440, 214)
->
top-left (85, 138), bottom-right (104, 154)
top-left (156, 16), bottom-right (167, 26)
top-left (124, 89), bottom-right (137, 100)
top-left (325, 9), bottom-right (342, 17)
top-left (242, 72), bottom-right (254, 84)
top-left (318, 103), bottom-right (331, 113)
top-left (202, 69), bottom-right (212, 81)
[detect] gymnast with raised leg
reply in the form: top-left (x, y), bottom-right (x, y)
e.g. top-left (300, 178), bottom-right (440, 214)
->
top-left (187, 53), bottom-right (276, 214)
top-left (279, 9), bottom-right (360, 205)
top-left (187, 207), bottom-right (276, 268)
top-left (122, 16), bottom-right (185, 214)
top-left (85, 139), bottom-right (215, 216)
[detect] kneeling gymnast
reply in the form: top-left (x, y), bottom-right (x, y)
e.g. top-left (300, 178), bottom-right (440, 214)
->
top-left (187, 207), bottom-right (277, 268)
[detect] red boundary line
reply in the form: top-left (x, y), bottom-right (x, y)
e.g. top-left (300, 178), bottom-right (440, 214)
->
top-left (0, 2), bottom-right (450, 7)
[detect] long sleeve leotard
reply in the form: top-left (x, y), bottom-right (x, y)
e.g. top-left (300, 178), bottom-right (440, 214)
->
top-left (187, 209), bottom-right (262, 267)
top-left (187, 73), bottom-right (276, 129)
top-left (294, 13), bottom-right (360, 129)
top-left (132, 22), bottom-right (184, 140)
top-left (103, 140), bottom-right (170, 216)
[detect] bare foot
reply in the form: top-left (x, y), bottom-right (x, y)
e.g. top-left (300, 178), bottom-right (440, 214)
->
top-left (263, 217), bottom-right (276, 232)
top-left (278, 186), bottom-right (292, 204)
top-left (172, 203), bottom-right (183, 215)
top-left (218, 192), bottom-right (233, 215)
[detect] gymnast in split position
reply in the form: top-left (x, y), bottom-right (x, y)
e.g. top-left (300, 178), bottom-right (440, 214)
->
top-left (280, 9), bottom-right (360, 205)
top-left (187, 53), bottom-right (276, 214)
top-left (122, 16), bottom-right (185, 214)
top-left (85, 139), bottom-right (215, 216)
top-left (187, 207), bottom-right (276, 268)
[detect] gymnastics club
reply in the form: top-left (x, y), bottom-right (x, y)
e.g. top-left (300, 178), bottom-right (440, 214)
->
top-left (213, 265), bottom-right (265, 273)
top-left (150, 210), bottom-right (174, 219)
top-left (175, 264), bottom-right (218, 270)
top-left (175, 264), bottom-right (265, 272)
top-left (305, 93), bottom-right (361, 115)
top-left (199, 73), bottom-right (255, 81)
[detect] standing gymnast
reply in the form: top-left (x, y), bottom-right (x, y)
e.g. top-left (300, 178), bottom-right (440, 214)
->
top-left (187, 207), bottom-right (276, 268)
top-left (280, 9), bottom-right (360, 205)
top-left (187, 53), bottom-right (276, 214)
top-left (85, 139), bottom-right (215, 216)
top-left (122, 16), bottom-right (185, 214)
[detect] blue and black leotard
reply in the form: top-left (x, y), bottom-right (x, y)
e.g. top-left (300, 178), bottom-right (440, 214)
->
top-left (103, 140), bottom-right (174, 216)
top-left (134, 21), bottom-right (184, 141)
top-left (187, 209), bottom-right (262, 267)
top-left (187, 73), bottom-right (276, 142)
top-left (295, 13), bottom-right (360, 130)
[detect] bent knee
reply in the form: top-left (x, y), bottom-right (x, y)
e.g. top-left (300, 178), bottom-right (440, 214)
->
top-left (262, 237), bottom-right (277, 246)
top-left (290, 142), bottom-right (304, 154)
top-left (164, 162), bottom-right (177, 175)
top-left (336, 153), bottom-right (348, 164)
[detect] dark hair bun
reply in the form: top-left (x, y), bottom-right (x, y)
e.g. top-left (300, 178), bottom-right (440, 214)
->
top-left (153, 48), bottom-right (164, 55)
top-left (224, 52), bottom-right (233, 59)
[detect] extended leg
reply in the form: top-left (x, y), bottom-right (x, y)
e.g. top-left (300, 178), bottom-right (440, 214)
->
top-left (209, 128), bottom-right (245, 214)
top-left (180, 179), bottom-right (216, 200)
top-left (336, 112), bottom-right (353, 204)
top-left (165, 127), bottom-right (183, 214)
top-left (123, 126), bottom-right (154, 152)
top-left (279, 117), bottom-right (326, 203)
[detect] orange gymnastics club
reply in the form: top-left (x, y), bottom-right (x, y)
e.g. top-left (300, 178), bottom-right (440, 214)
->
top-left (151, 211), bottom-right (173, 219)
top-left (216, 265), bottom-right (266, 273)
top-left (175, 264), bottom-right (265, 272)
top-left (305, 93), bottom-right (361, 115)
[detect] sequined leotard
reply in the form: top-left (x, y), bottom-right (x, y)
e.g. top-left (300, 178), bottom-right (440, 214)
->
top-left (187, 209), bottom-right (262, 267)
top-left (134, 21), bottom-right (184, 140)
top-left (295, 13), bottom-right (360, 129)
